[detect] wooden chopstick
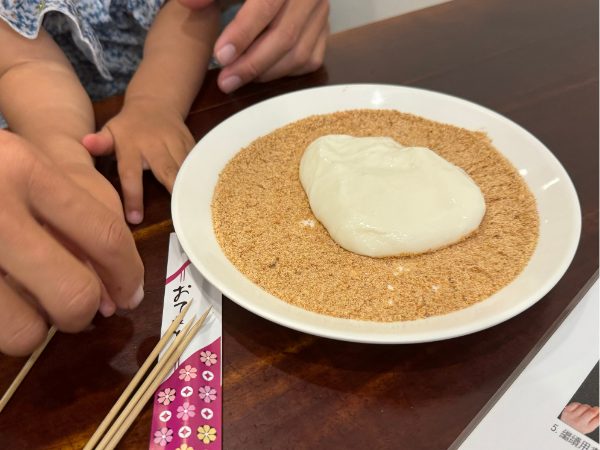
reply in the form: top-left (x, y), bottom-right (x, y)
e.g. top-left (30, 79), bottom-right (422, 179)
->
top-left (83, 300), bottom-right (194, 450)
top-left (97, 306), bottom-right (212, 450)
top-left (93, 317), bottom-right (196, 450)
top-left (0, 325), bottom-right (57, 414)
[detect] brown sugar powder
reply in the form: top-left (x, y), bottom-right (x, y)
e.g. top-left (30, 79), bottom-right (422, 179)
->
top-left (212, 110), bottom-right (539, 322)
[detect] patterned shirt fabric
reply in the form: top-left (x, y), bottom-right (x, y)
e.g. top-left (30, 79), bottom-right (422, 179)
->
top-left (0, 0), bottom-right (239, 128)
top-left (1, 0), bottom-right (164, 100)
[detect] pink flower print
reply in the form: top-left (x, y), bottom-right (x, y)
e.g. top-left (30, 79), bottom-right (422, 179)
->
top-left (177, 401), bottom-right (197, 420)
top-left (198, 386), bottom-right (217, 403)
top-left (157, 388), bottom-right (176, 406)
top-left (154, 427), bottom-right (173, 447)
top-left (200, 350), bottom-right (218, 367)
top-left (179, 364), bottom-right (198, 382)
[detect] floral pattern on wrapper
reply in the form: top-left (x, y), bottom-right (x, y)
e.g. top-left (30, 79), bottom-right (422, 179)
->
top-left (200, 351), bottom-right (217, 367)
top-left (179, 365), bottom-right (197, 382)
top-left (149, 338), bottom-right (221, 449)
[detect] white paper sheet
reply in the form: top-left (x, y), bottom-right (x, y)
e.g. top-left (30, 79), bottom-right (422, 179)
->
top-left (455, 279), bottom-right (599, 450)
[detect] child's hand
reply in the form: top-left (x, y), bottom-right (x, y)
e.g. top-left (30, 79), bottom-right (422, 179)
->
top-left (82, 97), bottom-right (196, 224)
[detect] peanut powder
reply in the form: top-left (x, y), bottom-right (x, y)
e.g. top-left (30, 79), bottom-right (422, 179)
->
top-left (212, 110), bottom-right (539, 322)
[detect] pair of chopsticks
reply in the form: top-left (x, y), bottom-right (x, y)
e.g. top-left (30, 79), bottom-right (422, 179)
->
top-left (0, 301), bottom-right (209, 449)
top-left (85, 300), bottom-right (211, 449)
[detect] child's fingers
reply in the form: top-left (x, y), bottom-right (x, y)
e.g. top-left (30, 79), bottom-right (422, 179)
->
top-left (117, 152), bottom-right (144, 224)
top-left (82, 127), bottom-right (116, 156)
top-left (169, 135), bottom-right (194, 166)
top-left (146, 147), bottom-right (180, 193)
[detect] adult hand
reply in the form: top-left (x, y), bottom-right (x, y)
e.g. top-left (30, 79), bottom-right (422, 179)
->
top-left (0, 131), bottom-right (144, 356)
top-left (180, 0), bottom-right (329, 93)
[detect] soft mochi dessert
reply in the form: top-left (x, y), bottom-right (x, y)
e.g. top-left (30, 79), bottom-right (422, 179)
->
top-left (299, 135), bottom-right (486, 257)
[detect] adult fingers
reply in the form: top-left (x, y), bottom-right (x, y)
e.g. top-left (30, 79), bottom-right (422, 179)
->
top-left (214, 0), bottom-right (286, 67)
top-left (288, 25), bottom-right (328, 76)
top-left (217, 1), bottom-right (326, 93)
top-left (0, 200), bottom-right (102, 333)
top-left (116, 148), bottom-right (144, 225)
top-left (81, 127), bottom-right (116, 156)
top-left (217, 0), bottom-right (319, 92)
top-left (62, 240), bottom-right (118, 318)
top-left (96, 269), bottom-right (117, 317)
top-left (26, 157), bottom-right (144, 311)
top-left (0, 277), bottom-right (48, 356)
top-left (256, 3), bottom-right (328, 82)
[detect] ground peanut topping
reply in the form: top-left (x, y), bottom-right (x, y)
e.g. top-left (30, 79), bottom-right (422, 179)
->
top-left (212, 110), bottom-right (539, 322)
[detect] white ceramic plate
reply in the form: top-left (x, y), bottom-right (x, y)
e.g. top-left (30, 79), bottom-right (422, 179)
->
top-left (172, 84), bottom-right (581, 344)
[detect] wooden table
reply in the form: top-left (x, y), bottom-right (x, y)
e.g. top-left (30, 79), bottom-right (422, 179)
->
top-left (1, 0), bottom-right (597, 448)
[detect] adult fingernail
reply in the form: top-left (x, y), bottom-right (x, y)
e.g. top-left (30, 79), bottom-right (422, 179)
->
top-left (128, 210), bottom-right (143, 224)
top-left (99, 297), bottom-right (117, 317)
top-left (129, 284), bottom-right (144, 309)
top-left (220, 75), bottom-right (242, 94)
top-left (216, 43), bottom-right (236, 65)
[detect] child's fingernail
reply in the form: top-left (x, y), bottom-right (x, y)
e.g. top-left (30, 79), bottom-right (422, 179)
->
top-left (128, 210), bottom-right (143, 224)
top-left (129, 283), bottom-right (144, 309)
top-left (220, 75), bottom-right (242, 94)
top-left (216, 43), bottom-right (236, 65)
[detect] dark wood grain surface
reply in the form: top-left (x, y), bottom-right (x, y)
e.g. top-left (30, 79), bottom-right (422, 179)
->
top-left (0, 0), bottom-right (598, 448)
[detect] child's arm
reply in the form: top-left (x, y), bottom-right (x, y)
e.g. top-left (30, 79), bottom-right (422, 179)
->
top-left (127, 0), bottom-right (220, 120)
top-left (83, 1), bottom-right (221, 224)
top-left (0, 21), bottom-right (95, 168)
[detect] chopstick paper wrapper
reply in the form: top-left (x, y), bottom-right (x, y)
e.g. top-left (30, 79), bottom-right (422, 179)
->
top-left (149, 233), bottom-right (223, 449)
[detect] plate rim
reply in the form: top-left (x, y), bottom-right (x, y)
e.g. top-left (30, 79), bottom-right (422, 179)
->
top-left (172, 83), bottom-right (582, 344)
